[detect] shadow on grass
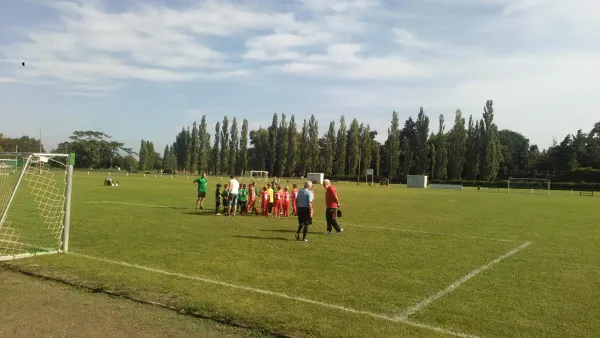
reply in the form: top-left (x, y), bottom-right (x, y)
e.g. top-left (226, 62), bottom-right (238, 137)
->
top-left (181, 211), bottom-right (272, 217)
top-left (259, 229), bottom-right (321, 235)
top-left (259, 229), bottom-right (296, 233)
top-left (181, 211), bottom-right (226, 216)
top-left (233, 235), bottom-right (290, 241)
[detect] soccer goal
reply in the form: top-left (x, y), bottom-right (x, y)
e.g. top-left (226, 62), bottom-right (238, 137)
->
top-left (247, 170), bottom-right (268, 181)
top-left (507, 177), bottom-right (551, 195)
top-left (0, 152), bottom-right (74, 261)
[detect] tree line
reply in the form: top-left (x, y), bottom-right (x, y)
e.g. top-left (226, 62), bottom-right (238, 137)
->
top-left (3, 99), bottom-right (600, 183)
top-left (155, 99), bottom-right (600, 182)
top-left (0, 135), bottom-right (46, 153)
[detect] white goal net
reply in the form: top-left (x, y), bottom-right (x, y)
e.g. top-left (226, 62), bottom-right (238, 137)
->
top-left (0, 153), bottom-right (74, 261)
top-left (508, 177), bottom-right (551, 195)
top-left (246, 170), bottom-right (268, 181)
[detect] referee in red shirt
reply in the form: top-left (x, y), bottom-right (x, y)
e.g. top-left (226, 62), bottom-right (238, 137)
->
top-left (322, 179), bottom-right (343, 234)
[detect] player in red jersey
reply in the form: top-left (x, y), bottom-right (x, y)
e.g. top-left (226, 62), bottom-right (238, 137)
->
top-left (273, 188), bottom-right (283, 218)
top-left (247, 183), bottom-right (259, 215)
top-left (291, 184), bottom-right (298, 216)
top-left (260, 187), bottom-right (270, 216)
top-left (282, 187), bottom-right (291, 217)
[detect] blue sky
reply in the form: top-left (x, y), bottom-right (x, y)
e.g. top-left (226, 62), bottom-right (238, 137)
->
top-left (1, 0), bottom-right (599, 153)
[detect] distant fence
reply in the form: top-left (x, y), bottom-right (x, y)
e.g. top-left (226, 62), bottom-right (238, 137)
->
top-left (430, 184), bottom-right (463, 190)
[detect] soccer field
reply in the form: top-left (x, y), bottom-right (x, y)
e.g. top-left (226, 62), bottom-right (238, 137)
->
top-left (6, 172), bottom-right (600, 337)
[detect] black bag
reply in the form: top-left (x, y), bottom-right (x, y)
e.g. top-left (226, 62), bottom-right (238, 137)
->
top-left (337, 209), bottom-right (342, 218)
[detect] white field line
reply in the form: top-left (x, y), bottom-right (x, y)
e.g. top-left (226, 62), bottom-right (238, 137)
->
top-left (71, 252), bottom-right (479, 338)
top-left (82, 200), bottom-right (516, 243)
top-left (397, 241), bottom-right (532, 320)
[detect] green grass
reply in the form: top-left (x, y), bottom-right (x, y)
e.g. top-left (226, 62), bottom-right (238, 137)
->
top-left (4, 172), bottom-right (600, 337)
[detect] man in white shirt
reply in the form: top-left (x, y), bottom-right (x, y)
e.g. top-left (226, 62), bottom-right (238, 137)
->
top-left (228, 175), bottom-right (240, 216)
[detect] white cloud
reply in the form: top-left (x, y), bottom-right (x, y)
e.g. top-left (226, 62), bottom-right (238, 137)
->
top-left (0, 77), bottom-right (20, 84)
top-left (0, 0), bottom-right (298, 95)
top-left (280, 63), bottom-right (327, 73)
top-left (300, 0), bottom-right (379, 12)
top-left (275, 44), bottom-right (428, 79)
top-left (64, 91), bottom-right (111, 97)
top-left (323, 50), bottom-right (600, 147)
top-left (2, 0), bottom-right (599, 150)
top-left (500, 0), bottom-right (551, 15)
top-left (392, 28), bottom-right (430, 49)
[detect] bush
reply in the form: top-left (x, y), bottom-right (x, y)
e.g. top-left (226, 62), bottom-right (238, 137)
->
top-left (558, 168), bottom-right (600, 183)
top-left (429, 179), bottom-right (600, 191)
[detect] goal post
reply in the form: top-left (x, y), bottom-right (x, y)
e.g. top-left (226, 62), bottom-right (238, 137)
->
top-left (247, 170), bottom-right (268, 181)
top-left (507, 177), bottom-right (551, 195)
top-left (0, 152), bottom-right (75, 261)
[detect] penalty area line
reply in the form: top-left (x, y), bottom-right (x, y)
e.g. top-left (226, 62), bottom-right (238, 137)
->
top-left (71, 252), bottom-right (479, 338)
top-left (397, 241), bottom-right (532, 320)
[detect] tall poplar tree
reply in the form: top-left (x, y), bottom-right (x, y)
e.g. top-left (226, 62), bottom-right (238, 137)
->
top-left (478, 119), bottom-right (486, 179)
top-left (435, 114), bottom-right (448, 180)
top-left (428, 137), bottom-right (436, 179)
top-left (268, 113), bottom-right (278, 175)
top-left (190, 121), bottom-right (199, 174)
top-left (347, 118), bottom-right (360, 176)
top-left (372, 141), bottom-right (381, 177)
top-left (184, 127), bottom-right (191, 173)
top-left (386, 111), bottom-right (401, 178)
top-left (174, 128), bottom-right (188, 171)
top-left (447, 109), bottom-right (467, 179)
top-left (299, 119), bottom-right (309, 176)
top-left (275, 114), bottom-right (288, 177)
top-left (482, 100), bottom-right (501, 181)
top-left (287, 115), bottom-right (298, 176)
top-left (228, 117), bottom-right (238, 175)
top-left (415, 107), bottom-right (430, 174)
top-left (400, 117), bottom-right (417, 175)
top-left (361, 124), bottom-right (373, 175)
top-left (212, 122), bottom-right (221, 174)
top-left (198, 115), bottom-right (209, 173)
top-left (402, 136), bottom-right (412, 178)
top-left (220, 116), bottom-right (229, 175)
top-left (308, 114), bottom-right (319, 173)
top-left (239, 119), bottom-right (249, 175)
top-left (464, 115), bottom-right (480, 180)
top-left (162, 145), bottom-right (170, 170)
top-left (336, 116), bottom-right (347, 175)
top-left (138, 140), bottom-right (147, 171)
top-left (324, 121), bottom-right (336, 175)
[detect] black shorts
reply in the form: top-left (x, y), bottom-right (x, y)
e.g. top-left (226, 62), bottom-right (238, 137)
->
top-left (297, 207), bottom-right (312, 225)
top-left (198, 191), bottom-right (206, 198)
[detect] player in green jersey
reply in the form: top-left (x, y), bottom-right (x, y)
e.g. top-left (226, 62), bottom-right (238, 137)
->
top-left (238, 184), bottom-right (248, 216)
top-left (193, 172), bottom-right (208, 210)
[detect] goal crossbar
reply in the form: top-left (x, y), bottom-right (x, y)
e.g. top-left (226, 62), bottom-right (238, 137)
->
top-left (0, 152), bottom-right (75, 261)
top-left (247, 170), bottom-right (269, 181)
top-left (507, 177), bottom-right (551, 195)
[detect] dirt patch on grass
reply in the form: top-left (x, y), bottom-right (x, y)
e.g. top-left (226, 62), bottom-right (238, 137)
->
top-left (0, 267), bottom-right (268, 338)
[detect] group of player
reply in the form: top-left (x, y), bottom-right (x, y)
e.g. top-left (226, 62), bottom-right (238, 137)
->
top-left (194, 173), bottom-right (309, 217)
top-left (215, 182), bottom-right (301, 217)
